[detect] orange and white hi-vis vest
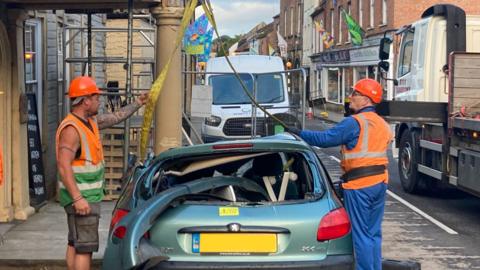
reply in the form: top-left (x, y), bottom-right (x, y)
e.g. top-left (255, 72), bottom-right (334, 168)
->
top-left (55, 113), bottom-right (105, 206)
top-left (341, 111), bottom-right (393, 190)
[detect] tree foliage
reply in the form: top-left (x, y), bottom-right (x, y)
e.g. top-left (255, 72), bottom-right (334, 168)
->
top-left (213, 34), bottom-right (242, 57)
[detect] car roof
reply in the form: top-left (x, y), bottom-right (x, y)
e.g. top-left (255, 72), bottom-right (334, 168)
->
top-left (152, 133), bottom-right (311, 162)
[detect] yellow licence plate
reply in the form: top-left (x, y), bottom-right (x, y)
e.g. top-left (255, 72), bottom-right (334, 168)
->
top-left (199, 233), bottom-right (277, 254)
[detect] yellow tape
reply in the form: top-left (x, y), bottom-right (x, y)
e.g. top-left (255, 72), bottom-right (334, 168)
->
top-left (140, 0), bottom-right (198, 159)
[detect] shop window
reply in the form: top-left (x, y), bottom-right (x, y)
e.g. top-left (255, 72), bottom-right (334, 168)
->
top-left (398, 29), bottom-right (415, 77)
top-left (24, 24), bottom-right (37, 83)
top-left (317, 70), bottom-right (322, 97)
top-left (344, 67), bottom-right (354, 96)
top-left (327, 68), bottom-right (342, 104)
top-left (355, 67), bottom-right (367, 81)
top-left (24, 20), bottom-right (42, 135)
top-left (368, 66), bottom-right (377, 80)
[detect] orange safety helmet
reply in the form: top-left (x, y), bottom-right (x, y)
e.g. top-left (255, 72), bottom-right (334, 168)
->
top-left (352, 78), bottom-right (383, 104)
top-left (68, 76), bottom-right (101, 98)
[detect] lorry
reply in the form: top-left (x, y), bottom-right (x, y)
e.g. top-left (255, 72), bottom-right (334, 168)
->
top-left (201, 55), bottom-right (295, 142)
top-left (377, 4), bottom-right (480, 197)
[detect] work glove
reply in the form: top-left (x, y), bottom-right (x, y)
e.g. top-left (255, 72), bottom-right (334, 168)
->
top-left (284, 126), bottom-right (302, 136)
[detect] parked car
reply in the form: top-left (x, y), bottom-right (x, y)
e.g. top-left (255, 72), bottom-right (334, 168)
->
top-left (202, 55), bottom-right (294, 142)
top-left (103, 133), bottom-right (353, 270)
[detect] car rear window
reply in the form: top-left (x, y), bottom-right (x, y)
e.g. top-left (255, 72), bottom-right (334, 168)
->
top-left (137, 151), bottom-right (320, 203)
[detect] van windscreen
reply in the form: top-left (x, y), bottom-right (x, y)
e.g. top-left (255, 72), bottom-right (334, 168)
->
top-left (210, 73), bottom-right (284, 105)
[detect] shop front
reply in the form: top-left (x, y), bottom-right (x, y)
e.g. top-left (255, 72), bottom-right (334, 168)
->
top-left (311, 36), bottom-right (386, 118)
top-left (0, 12), bottom-right (35, 222)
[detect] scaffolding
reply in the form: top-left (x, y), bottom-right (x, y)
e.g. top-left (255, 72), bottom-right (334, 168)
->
top-left (62, 2), bottom-right (156, 199)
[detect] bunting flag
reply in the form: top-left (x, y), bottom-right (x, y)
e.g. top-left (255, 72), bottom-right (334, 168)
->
top-left (277, 31), bottom-right (287, 57)
top-left (268, 44), bottom-right (275, 56)
top-left (314, 20), bottom-right (325, 34)
top-left (314, 20), bottom-right (334, 49)
top-left (341, 9), bottom-right (365, 46)
top-left (322, 31), bottom-right (335, 49)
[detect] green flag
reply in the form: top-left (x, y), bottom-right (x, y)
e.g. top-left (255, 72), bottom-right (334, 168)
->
top-left (342, 9), bottom-right (365, 46)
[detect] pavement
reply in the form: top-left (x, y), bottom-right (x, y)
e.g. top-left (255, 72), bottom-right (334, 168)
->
top-left (0, 112), bottom-right (343, 270)
top-left (0, 201), bottom-right (114, 269)
top-left (0, 111), bottom-right (410, 270)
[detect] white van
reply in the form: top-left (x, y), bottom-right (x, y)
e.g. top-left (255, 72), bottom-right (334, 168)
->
top-left (202, 55), bottom-right (290, 142)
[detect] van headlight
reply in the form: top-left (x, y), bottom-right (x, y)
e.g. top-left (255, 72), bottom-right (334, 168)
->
top-left (205, 115), bottom-right (222, 127)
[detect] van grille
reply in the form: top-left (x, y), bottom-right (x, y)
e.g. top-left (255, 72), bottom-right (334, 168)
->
top-left (223, 117), bottom-right (266, 136)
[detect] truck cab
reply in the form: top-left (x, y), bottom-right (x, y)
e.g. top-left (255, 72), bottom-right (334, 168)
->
top-left (394, 13), bottom-right (480, 103)
top-left (378, 4), bottom-right (480, 197)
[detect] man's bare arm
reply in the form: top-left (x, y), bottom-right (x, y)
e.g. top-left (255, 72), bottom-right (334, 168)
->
top-left (57, 126), bottom-right (91, 214)
top-left (57, 126), bottom-right (82, 199)
top-left (97, 93), bottom-right (148, 130)
top-left (97, 101), bottom-right (141, 130)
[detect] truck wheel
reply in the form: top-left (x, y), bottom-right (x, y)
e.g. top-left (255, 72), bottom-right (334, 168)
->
top-left (398, 130), bottom-right (422, 193)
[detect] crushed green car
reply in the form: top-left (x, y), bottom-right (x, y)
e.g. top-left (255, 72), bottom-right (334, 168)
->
top-left (103, 133), bottom-right (353, 270)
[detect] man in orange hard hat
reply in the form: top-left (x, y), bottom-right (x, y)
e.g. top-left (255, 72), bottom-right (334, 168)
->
top-left (286, 78), bottom-right (392, 270)
top-left (56, 76), bottom-right (148, 270)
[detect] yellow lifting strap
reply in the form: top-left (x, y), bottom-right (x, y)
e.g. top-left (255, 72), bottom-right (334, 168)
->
top-left (140, 0), bottom-right (290, 159)
top-left (140, 0), bottom-right (198, 159)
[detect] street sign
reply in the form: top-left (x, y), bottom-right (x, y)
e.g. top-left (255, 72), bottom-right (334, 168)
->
top-left (26, 92), bottom-right (47, 207)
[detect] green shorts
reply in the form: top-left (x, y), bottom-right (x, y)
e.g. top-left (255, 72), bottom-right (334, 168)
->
top-left (64, 202), bottom-right (101, 254)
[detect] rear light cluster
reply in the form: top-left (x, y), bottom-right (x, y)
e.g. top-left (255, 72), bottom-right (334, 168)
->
top-left (317, 207), bottom-right (351, 242)
top-left (110, 208), bottom-right (150, 240)
top-left (110, 208), bottom-right (129, 239)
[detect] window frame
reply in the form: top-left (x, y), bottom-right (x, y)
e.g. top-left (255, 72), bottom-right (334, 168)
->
top-left (382, 0), bottom-right (387, 25)
top-left (369, 0), bottom-right (375, 28)
top-left (397, 29), bottom-right (415, 78)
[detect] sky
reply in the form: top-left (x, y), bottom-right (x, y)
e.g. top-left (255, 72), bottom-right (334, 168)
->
top-left (196, 0), bottom-right (280, 37)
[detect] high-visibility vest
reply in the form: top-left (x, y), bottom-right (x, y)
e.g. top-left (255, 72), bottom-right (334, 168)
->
top-left (55, 113), bottom-right (105, 206)
top-left (341, 111), bottom-right (392, 190)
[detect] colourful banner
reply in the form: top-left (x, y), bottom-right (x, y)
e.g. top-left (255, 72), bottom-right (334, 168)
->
top-left (184, 14), bottom-right (214, 62)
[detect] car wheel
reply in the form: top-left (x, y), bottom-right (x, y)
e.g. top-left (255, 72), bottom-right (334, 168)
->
top-left (398, 129), bottom-right (423, 194)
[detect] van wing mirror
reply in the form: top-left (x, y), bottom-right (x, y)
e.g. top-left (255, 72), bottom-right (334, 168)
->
top-left (378, 61), bottom-right (390, 72)
top-left (379, 37), bottom-right (392, 60)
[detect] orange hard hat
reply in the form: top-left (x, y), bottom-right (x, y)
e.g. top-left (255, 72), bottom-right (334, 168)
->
top-left (68, 76), bottom-right (101, 98)
top-left (352, 78), bottom-right (383, 103)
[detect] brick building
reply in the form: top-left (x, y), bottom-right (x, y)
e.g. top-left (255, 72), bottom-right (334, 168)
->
top-left (305, 0), bottom-right (480, 118)
top-left (279, 0), bottom-right (303, 68)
